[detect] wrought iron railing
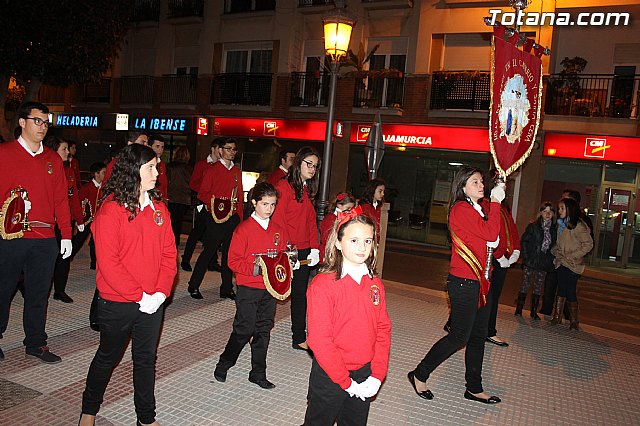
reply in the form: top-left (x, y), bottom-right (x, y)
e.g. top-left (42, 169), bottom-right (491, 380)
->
top-left (168, 0), bottom-right (204, 18)
top-left (544, 73), bottom-right (640, 118)
top-left (161, 74), bottom-right (197, 104)
top-left (80, 78), bottom-right (111, 103)
top-left (225, 0), bottom-right (276, 13)
top-left (353, 76), bottom-right (406, 108)
top-left (210, 73), bottom-right (272, 106)
top-left (290, 72), bottom-right (331, 107)
top-left (429, 71), bottom-right (490, 111)
top-left (132, 0), bottom-right (160, 21)
top-left (120, 76), bottom-right (154, 104)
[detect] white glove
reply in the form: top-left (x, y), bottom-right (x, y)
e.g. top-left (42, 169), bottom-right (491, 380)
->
top-left (24, 200), bottom-right (32, 213)
top-left (196, 204), bottom-right (204, 213)
top-left (60, 239), bottom-right (72, 259)
top-left (508, 249), bottom-right (520, 265)
top-left (292, 260), bottom-right (301, 271)
top-left (307, 249), bottom-right (320, 267)
top-left (486, 236), bottom-right (500, 249)
top-left (138, 292), bottom-right (166, 314)
top-left (77, 224), bottom-right (85, 232)
top-left (345, 379), bottom-right (366, 401)
top-left (359, 376), bottom-right (382, 398)
top-left (490, 184), bottom-right (506, 203)
top-left (497, 256), bottom-right (510, 268)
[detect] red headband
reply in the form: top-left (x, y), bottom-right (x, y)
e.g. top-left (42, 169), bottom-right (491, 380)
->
top-left (336, 192), bottom-right (347, 201)
top-left (336, 205), bottom-right (363, 228)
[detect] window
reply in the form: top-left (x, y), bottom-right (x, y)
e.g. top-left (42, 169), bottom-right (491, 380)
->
top-left (224, 0), bottom-right (275, 13)
top-left (224, 50), bottom-right (272, 73)
top-left (176, 66), bottom-right (199, 75)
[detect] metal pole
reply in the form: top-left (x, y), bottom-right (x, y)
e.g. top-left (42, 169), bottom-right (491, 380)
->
top-left (316, 60), bottom-right (339, 223)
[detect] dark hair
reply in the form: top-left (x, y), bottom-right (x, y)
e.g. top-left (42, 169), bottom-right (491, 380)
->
top-left (90, 162), bottom-right (107, 175)
top-left (127, 131), bottom-right (148, 144)
top-left (102, 144), bottom-right (160, 221)
top-left (535, 201), bottom-right (555, 225)
top-left (14, 126), bottom-right (21, 139)
top-left (287, 146), bottom-right (321, 202)
top-left (562, 189), bottom-right (581, 205)
top-left (559, 197), bottom-right (581, 230)
top-left (329, 192), bottom-right (356, 213)
top-left (450, 165), bottom-right (484, 207)
top-left (18, 101), bottom-right (49, 120)
top-left (251, 182), bottom-right (277, 202)
top-left (43, 134), bottom-right (66, 153)
top-left (321, 214), bottom-right (378, 280)
top-left (279, 149), bottom-right (296, 162)
top-left (172, 146), bottom-right (190, 163)
top-left (149, 134), bottom-right (165, 144)
top-left (67, 140), bottom-right (77, 148)
top-left (360, 178), bottom-right (386, 205)
top-left (211, 137), bottom-right (225, 149)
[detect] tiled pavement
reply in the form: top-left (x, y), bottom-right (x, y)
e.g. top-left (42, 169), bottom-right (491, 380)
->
top-left (1, 243), bottom-right (640, 425)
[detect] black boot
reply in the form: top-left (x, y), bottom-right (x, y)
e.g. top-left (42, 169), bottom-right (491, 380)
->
top-left (514, 292), bottom-right (526, 316)
top-left (530, 295), bottom-right (540, 320)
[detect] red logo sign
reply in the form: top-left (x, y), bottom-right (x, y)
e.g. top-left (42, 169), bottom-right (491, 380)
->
top-left (196, 117), bottom-right (209, 136)
top-left (264, 121), bottom-right (278, 136)
top-left (584, 138), bottom-right (609, 159)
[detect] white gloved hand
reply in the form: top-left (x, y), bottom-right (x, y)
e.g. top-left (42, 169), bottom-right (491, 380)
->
top-left (196, 204), bottom-right (204, 213)
top-left (490, 184), bottom-right (506, 203)
top-left (307, 249), bottom-right (320, 267)
top-left (138, 292), bottom-right (154, 312)
top-left (77, 223), bottom-right (85, 232)
top-left (24, 200), bottom-right (32, 214)
top-left (292, 259), bottom-right (301, 271)
top-left (60, 239), bottom-right (72, 259)
top-left (359, 376), bottom-right (382, 398)
top-left (486, 236), bottom-right (500, 249)
top-left (497, 256), bottom-right (510, 268)
top-left (508, 249), bottom-right (520, 265)
top-left (138, 292), bottom-right (166, 314)
top-left (345, 379), bottom-right (366, 401)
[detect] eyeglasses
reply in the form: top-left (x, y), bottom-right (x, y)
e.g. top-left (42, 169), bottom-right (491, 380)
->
top-left (25, 117), bottom-right (51, 128)
top-left (302, 159), bottom-right (319, 170)
top-left (222, 147), bottom-right (238, 152)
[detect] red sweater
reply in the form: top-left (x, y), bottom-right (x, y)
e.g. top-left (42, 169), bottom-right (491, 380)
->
top-left (79, 181), bottom-right (102, 222)
top-left (307, 272), bottom-right (392, 389)
top-left (69, 157), bottom-right (81, 189)
top-left (156, 160), bottom-right (168, 201)
top-left (0, 140), bottom-right (72, 239)
top-left (319, 212), bottom-right (337, 263)
top-left (190, 158), bottom-right (215, 193)
top-left (361, 202), bottom-right (381, 241)
top-left (228, 216), bottom-right (289, 289)
top-left (449, 200), bottom-right (501, 281)
top-left (198, 161), bottom-right (244, 222)
top-left (267, 167), bottom-right (286, 186)
top-left (65, 163), bottom-right (83, 224)
top-left (271, 179), bottom-right (318, 250)
top-left (93, 196), bottom-right (177, 302)
top-left (493, 204), bottom-right (521, 260)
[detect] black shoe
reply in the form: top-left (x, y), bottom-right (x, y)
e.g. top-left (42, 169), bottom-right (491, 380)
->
top-left (25, 346), bottom-right (62, 363)
top-left (90, 323), bottom-right (100, 332)
top-left (213, 367), bottom-right (227, 382)
top-left (208, 263), bottom-right (222, 272)
top-left (181, 262), bottom-right (192, 272)
top-left (189, 288), bottom-right (203, 299)
top-left (443, 323), bottom-right (451, 333)
top-left (0, 346), bottom-right (4, 360)
top-left (53, 292), bottom-right (74, 303)
top-left (407, 371), bottom-right (434, 400)
top-left (220, 290), bottom-right (236, 300)
top-left (89, 264), bottom-right (96, 270)
top-left (464, 390), bottom-right (501, 404)
top-left (249, 377), bottom-right (276, 389)
top-left (292, 342), bottom-right (312, 354)
top-left (486, 336), bottom-right (509, 347)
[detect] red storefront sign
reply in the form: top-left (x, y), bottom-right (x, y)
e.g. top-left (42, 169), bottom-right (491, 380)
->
top-left (544, 133), bottom-right (640, 163)
top-left (350, 123), bottom-right (490, 152)
top-left (196, 117), bottom-right (209, 136)
top-left (213, 117), bottom-right (334, 141)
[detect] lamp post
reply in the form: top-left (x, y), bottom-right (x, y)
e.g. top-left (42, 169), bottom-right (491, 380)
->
top-left (316, 1), bottom-right (355, 223)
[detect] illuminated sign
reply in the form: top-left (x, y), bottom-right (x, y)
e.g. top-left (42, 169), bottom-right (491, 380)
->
top-left (544, 133), bottom-right (640, 163)
top-left (350, 123), bottom-right (490, 152)
top-left (55, 114), bottom-right (100, 128)
top-left (264, 121), bottom-right (278, 136)
top-left (133, 117), bottom-right (190, 133)
top-left (116, 114), bottom-right (129, 131)
top-left (213, 117), bottom-right (330, 141)
top-left (196, 117), bottom-right (209, 136)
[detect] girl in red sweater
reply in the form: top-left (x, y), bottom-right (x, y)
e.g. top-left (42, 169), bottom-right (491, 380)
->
top-left (79, 144), bottom-right (177, 426)
top-left (304, 206), bottom-right (392, 426)
top-left (359, 179), bottom-right (385, 226)
top-left (318, 192), bottom-right (356, 264)
top-left (213, 182), bottom-right (290, 389)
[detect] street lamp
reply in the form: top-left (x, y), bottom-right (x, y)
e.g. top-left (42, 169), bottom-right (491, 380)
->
top-left (316, 0), bottom-right (355, 222)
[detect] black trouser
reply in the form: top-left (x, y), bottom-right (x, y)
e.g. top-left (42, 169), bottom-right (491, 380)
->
top-left (304, 360), bottom-right (371, 426)
top-left (0, 238), bottom-right (57, 349)
top-left (414, 274), bottom-right (491, 394)
top-left (53, 226), bottom-right (71, 295)
top-left (71, 223), bottom-right (95, 267)
top-left (487, 258), bottom-right (507, 338)
top-left (188, 212), bottom-right (239, 295)
top-left (217, 286), bottom-right (276, 380)
top-left (291, 248), bottom-right (311, 345)
top-left (82, 297), bottom-right (163, 424)
top-left (182, 206), bottom-right (218, 266)
top-left (168, 202), bottom-right (189, 248)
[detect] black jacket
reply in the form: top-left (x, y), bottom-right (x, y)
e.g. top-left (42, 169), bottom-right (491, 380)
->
top-left (521, 218), bottom-right (557, 272)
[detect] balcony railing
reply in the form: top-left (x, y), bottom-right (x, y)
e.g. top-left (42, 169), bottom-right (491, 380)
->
top-left (544, 74), bottom-right (640, 118)
top-left (430, 71), bottom-right (490, 111)
top-left (131, 0), bottom-right (160, 22)
top-left (161, 74), bottom-right (197, 104)
top-left (211, 73), bottom-right (272, 106)
top-left (80, 78), bottom-right (111, 103)
top-left (290, 72), bottom-right (330, 107)
top-left (298, 0), bottom-right (334, 6)
top-left (168, 0), bottom-right (204, 18)
top-left (120, 76), bottom-right (154, 104)
top-left (224, 0), bottom-right (276, 13)
top-left (354, 76), bottom-right (406, 109)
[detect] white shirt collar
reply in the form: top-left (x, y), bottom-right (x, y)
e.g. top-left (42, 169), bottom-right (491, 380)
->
top-left (251, 212), bottom-right (270, 230)
top-left (219, 158), bottom-right (234, 170)
top-left (373, 200), bottom-right (379, 209)
top-left (92, 179), bottom-right (102, 188)
top-left (140, 191), bottom-right (155, 212)
top-left (471, 200), bottom-right (485, 218)
top-left (340, 263), bottom-right (371, 285)
top-left (279, 164), bottom-right (288, 173)
top-left (18, 136), bottom-right (44, 157)
top-left (207, 154), bottom-right (217, 163)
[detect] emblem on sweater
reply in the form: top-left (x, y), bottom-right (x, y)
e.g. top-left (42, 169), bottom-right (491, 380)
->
top-left (370, 285), bottom-right (381, 306)
top-left (46, 162), bottom-right (53, 174)
top-left (218, 202), bottom-right (225, 211)
top-left (273, 232), bottom-right (280, 246)
top-left (153, 210), bottom-right (163, 226)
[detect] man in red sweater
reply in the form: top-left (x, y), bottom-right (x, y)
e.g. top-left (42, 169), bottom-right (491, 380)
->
top-left (267, 149), bottom-right (295, 186)
top-left (149, 135), bottom-right (168, 201)
top-left (0, 102), bottom-right (72, 363)
top-left (73, 162), bottom-right (106, 268)
top-left (103, 131), bottom-right (148, 184)
top-left (187, 138), bottom-right (243, 300)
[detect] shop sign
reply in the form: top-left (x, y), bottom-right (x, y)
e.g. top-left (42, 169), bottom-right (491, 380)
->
top-left (350, 123), bottom-right (490, 152)
top-left (213, 117), bottom-right (332, 141)
top-left (196, 117), bottom-right (209, 136)
top-left (133, 116), bottom-right (191, 134)
top-left (544, 133), bottom-right (640, 163)
top-left (116, 114), bottom-right (129, 131)
top-left (55, 114), bottom-right (101, 128)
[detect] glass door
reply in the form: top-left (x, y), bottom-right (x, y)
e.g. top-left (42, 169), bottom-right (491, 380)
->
top-left (596, 186), bottom-right (637, 267)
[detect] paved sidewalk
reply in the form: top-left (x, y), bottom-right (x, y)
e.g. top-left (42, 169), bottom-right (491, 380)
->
top-left (1, 245), bottom-right (639, 425)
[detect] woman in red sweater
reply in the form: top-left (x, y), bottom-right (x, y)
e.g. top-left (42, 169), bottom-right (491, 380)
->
top-left (319, 192), bottom-right (356, 264)
top-left (213, 182), bottom-right (291, 389)
top-left (359, 178), bottom-right (385, 225)
top-left (408, 166), bottom-right (503, 404)
top-left (79, 144), bottom-right (177, 426)
top-left (271, 146), bottom-right (321, 351)
top-left (305, 207), bottom-right (391, 426)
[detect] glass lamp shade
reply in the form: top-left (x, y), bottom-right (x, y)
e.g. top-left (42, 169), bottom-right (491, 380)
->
top-left (323, 18), bottom-right (354, 60)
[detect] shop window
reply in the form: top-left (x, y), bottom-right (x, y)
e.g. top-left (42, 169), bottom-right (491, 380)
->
top-left (604, 165), bottom-right (636, 184)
